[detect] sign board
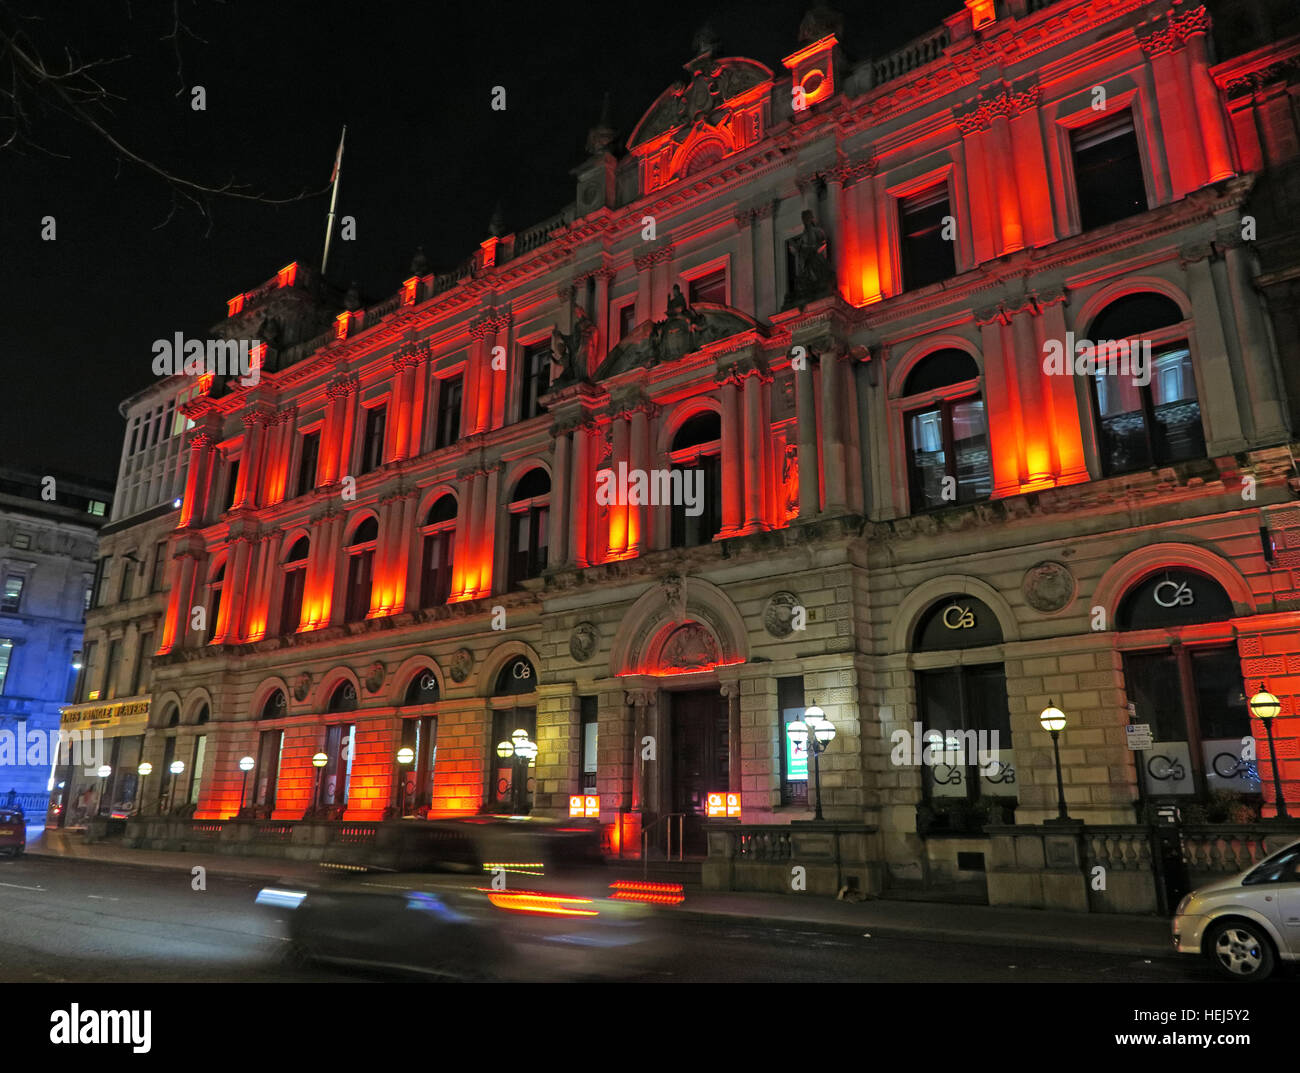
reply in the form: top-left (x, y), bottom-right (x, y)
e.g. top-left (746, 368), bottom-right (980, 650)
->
top-left (1125, 723), bottom-right (1153, 751)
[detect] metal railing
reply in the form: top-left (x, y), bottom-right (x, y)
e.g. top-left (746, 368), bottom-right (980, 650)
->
top-left (641, 812), bottom-right (684, 878)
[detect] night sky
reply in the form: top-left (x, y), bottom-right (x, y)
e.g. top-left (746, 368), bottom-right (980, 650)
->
top-left (1, 0), bottom-right (954, 484)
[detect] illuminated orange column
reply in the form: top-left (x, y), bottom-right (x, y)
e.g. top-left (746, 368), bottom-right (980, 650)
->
top-left (978, 306), bottom-right (1025, 497)
top-left (160, 548), bottom-right (197, 653)
top-left (384, 492), bottom-right (415, 612)
top-left (957, 115), bottom-right (998, 268)
top-left (988, 112), bottom-right (1026, 256)
top-left (462, 468), bottom-right (489, 597)
top-left (1033, 292), bottom-right (1089, 486)
top-left (1007, 89), bottom-right (1056, 249)
top-left (570, 420), bottom-right (593, 568)
top-left (717, 373), bottom-right (743, 537)
top-left (246, 531), bottom-right (281, 639)
top-left (178, 431), bottom-right (215, 529)
top-left (630, 402), bottom-right (653, 555)
top-left (407, 347), bottom-right (429, 457)
top-left (1011, 307), bottom-right (1050, 486)
top-left (1182, 18), bottom-right (1235, 183)
top-left (741, 369), bottom-right (772, 533)
top-left (389, 354), bottom-right (416, 463)
top-left (234, 408), bottom-right (271, 509)
top-left (318, 379), bottom-right (348, 486)
top-left (851, 172), bottom-right (881, 305)
top-left (608, 414), bottom-right (631, 556)
top-left (336, 381), bottom-right (359, 480)
top-left (1144, 35), bottom-right (1202, 199)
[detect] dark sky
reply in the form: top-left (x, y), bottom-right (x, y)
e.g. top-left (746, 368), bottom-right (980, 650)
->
top-left (1, 0), bottom-right (954, 484)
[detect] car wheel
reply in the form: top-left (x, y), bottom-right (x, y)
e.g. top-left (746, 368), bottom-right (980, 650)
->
top-left (1206, 919), bottom-right (1275, 981)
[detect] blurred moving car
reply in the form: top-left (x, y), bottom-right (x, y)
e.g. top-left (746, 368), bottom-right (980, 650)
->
top-left (1172, 838), bottom-right (1300, 980)
top-left (259, 818), bottom-right (678, 981)
top-left (0, 808), bottom-right (26, 857)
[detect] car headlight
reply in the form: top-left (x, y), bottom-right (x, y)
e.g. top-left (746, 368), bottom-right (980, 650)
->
top-left (1175, 893), bottom-right (1193, 916)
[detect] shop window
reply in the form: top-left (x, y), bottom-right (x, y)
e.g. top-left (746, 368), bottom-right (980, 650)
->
top-left (1072, 109), bottom-right (1148, 232)
top-left (778, 676), bottom-right (809, 806)
top-left (507, 470), bottom-right (550, 588)
top-left (900, 350), bottom-right (991, 512)
top-left (361, 404), bottom-right (387, 473)
top-left (420, 496), bottom-right (457, 606)
top-left (189, 735), bottom-right (207, 805)
top-left (254, 729), bottom-right (284, 812)
top-left (580, 695), bottom-right (598, 795)
top-left (280, 537), bottom-right (309, 633)
top-left (899, 184), bottom-right (956, 292)
top-left (1086, 294), bottom-right (1203, 476)
top-left (520, 341), bottom-right (552, 421)
top-left (321, 724), bottom-right (354, 808)
top-left (435, 374), bottom-right (463, 450)
top-left (491, 706), bottom-right (536, 815)
top-left (400, 714), bottom-right (438, 814)
top-left (916, 665), bottom-right (1017, 808)
top-left (669, 410), bottom-right (723, 548)
top-left (296, 431), bottom-right (320, 497)
top-left (344, 517), bottom-right (377, 622)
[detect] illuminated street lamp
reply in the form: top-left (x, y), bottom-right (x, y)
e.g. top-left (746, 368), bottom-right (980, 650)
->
top-left (1249, 683), bottom-right (1289, 820)
top-left (311, 752), bottom-right (329, 816)
top-left (167, 760), bottom-right (184, 817)
top-left (238, 755), bottom-right (255, 814)
top-left (788, 701), bottom-right (836, 821)
top-left (495, 730), bottom-right (537, 814)
top-left (1040, 701), bottom-right (1070, 823)
top-left (395, 746), bottom-right (415, 817)
top-left (96, 764), bottom-right (112, 817)
top-left (137, 762), bottom-right (153, 815)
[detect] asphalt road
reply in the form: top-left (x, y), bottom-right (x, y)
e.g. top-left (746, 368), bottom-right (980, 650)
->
top-left (0, 854), bottom-right (1214, 984)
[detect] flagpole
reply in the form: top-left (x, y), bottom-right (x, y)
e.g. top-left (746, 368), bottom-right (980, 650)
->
top-left (322, 124), bottom-right (347, 277)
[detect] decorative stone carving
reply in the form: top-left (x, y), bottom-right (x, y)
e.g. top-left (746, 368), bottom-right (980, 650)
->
top-left (569, 622), bottom-right (599, 663)
top-left (659, 623), bottom-right (721, 672)
top-left (364, 661), bottom-right (385, 694)
top-left (1022, 561), bottom-right (1076, 614)
top-left (764, 591), bottom-right (803, 637)
top-left (449, 648), bottom-right (474, 683)
top-left (781, 445), bottom-right (799, 521)
top-left (662, 573), bottom-right (688, 623)
top-left (293, 672), bottom-right (312, 702)
top-left (784, 210), bottom-right (836, 308)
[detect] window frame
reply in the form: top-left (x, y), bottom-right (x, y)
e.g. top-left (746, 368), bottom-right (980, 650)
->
top-left (895, 354), bottom-right (990, 514)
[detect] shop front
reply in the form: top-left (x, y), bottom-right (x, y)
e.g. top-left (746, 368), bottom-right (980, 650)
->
top-left (50, 699), bottom-right (150, 826)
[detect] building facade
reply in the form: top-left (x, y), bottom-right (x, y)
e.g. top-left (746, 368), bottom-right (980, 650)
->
top-left (143, 0), bottom-right (1299, 892)
top-left (0, 466), bottom-right (110, 813)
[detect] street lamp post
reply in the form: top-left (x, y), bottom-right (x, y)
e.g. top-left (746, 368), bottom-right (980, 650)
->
top-left (495, 730), bottom-right (537, 815)
top-left (137, 762), bottom-right (152, 816)
top-left (1040, 701), bottom-right (1070, 823)
top-left (395, 746), bottom-right (415, 817)
top-left (238, 756), bottom-right (255, 815)
top-left (168, 760), bottom-right (184, 816)
top-left (1249, 683), bottom-right (1289, 820)
top-left (788, 702), bottom-right (836, 821)
top-left (311, 752), bottom-right (329, 817)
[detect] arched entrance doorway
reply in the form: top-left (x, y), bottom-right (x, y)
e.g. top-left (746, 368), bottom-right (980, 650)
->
top-left (489, 656), bottom-right (537, 815)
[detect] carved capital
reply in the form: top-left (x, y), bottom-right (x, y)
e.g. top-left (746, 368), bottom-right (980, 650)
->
top-left (326, 374), bottom-right (359, 400)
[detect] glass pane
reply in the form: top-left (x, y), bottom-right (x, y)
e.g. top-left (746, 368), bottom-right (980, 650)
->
top-left (908, 407), bottom-right (946, 509)
top-left (951, 398), bottom-right (991, 502)
top-left (1191, 647), bottom-right (1249, 740)
top-left (917, 668), bottom-right (965, 798)
top-left (1149, 347), bottom-right (1204, 463)
top-left (1123, 651), bottom-right (1186, 741)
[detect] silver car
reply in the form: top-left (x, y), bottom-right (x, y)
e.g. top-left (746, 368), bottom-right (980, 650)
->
top-left (1172, 838), bottom-right (1300, 980)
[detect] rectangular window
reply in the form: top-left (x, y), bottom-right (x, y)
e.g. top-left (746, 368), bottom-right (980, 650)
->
top-left (222, 459), bottom-right (240, 513)
top-left (916, 664), bottom-right (1016, 809)
top-left (899, 185), bottom-right (957, 292)
top-left (254, 729), bottom-right (284, 812)
top-left (688, 268), bottom-right (727, 306)
top-left (362, 405), bottom-right (387, 473)
top-left (296, 431), bottom-right (320, 498)
top-left (435, 375), bottom-right (463, 450)
top-left (104, 639), bottom-right (123, 701)
top-left (345, 551), bottom-right (373, 623)
top-left (76, 641), bottom-right (96, 702)
top-left (321, 724), bottom-right (355, 808)
top-left (420, 530), bottom-right (455, 607)
top-left (131, 632), bottom-right (154, 696)
top-left (580, 695), bottom-right (598, 795)
top-left (12, 532), bottom-right (30, 550)
top-left (906, 396), bottom-right (991, 511)
top-left (189, 735), bottom-right (207, 805)
top-left (617, 302), bottom-right (636, 342)
top-left (92, 557), bottom-right (111, 608)
top-left (0, 639), bottom-right (11, 695)
top-left (508, 506), bottom-right (549, 588)
top-left (520, 342), bottom-right (552, 422)
top-left (280, 567), bottom-right (306, 634)
top-left (1072, 110), bottom-right (1148, 232)
top-left (1094, 344), bottom-right (1204, 476)
top-left (778, 676), bottom-right (808, 806)
top-left (118, 559), bottom-right (135, 603)
top-left (151, 540), bottom-right (168, 592)
top-left (160, 736), bottom-right (176, 811)
top-left (1, 575), bottom-right (24, 613)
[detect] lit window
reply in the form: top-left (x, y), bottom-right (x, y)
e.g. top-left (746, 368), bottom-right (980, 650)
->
top-left (344, 517), bottom-right (378, 622)
top-left (87, 501), bottom-right (105, 516)
top-left (520, 342), bottom-right (552, 422)
top-left (507, 469), bottom-right (550, 588)
top-left (901, 350), bottom-right (991, 511)
top-left (361, 405), bottom-right (387, 473)
top-left (1, 576), bottom-right (24, 614)
top-left (899, 185), bottom-right (957, 292)
top-left (0, 639), bottom-right (12, 694)
top-left (420, 496), bottom-right (457, 606)
top-left (687, 269), bottom-right (727, 306)
top-left (12, 532), bottom-right (30, 550)
top-left (668, 411), bottom-right (723, 548)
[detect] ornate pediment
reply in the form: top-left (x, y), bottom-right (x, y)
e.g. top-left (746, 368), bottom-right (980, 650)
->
top-left (595, 285), bottom-right (763, 379)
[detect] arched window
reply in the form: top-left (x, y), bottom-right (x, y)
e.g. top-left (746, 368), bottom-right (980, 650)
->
top-left (507, 470), bottom-right (550, 588)
top-left (669, 410), bottom-right (722, 547)
top-left (491, 657), bottom-right (537, 815)
top-left (1085, 294), bottom-right (1202, 476)
top-left (261, 689), bottom-right (287, 720)
top-left (343, 516), bottom-right (378, 622)
top-left (206, 562), bottom-right (226, 643)
top-left (900, 350), bottom-right (990, 512)
top-left (403, 668), bottom-right (440, 706)
top-left (162, 703), bottom-right (180, 729)
top-left (279, 536), bottom-right (309, 635)
top-left (195, 704), bottom-right (210, 726)
top-left (326, 680), bottom-right (358, 713)
top-left (420, 495), bottom-right (457, 606)
top-left (1114, 569), bottom-right (1251, 798)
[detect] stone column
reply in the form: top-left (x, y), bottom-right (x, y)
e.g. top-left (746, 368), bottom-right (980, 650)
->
top-left (570, 420), bottom-right (593, 568)
top-left (634, 251), bottom-right (654, 326)
top-left (1183, 18), bottom-right (1235, 184)
top-left (1222, 239), bottom-right (1287, 443)
top-left (630, 402), bottom-right (652, 555)
top-left (718, 371), bottom-right (744, 536)
top-left (988, 111), bottom-right (1025, 256)
top-left (1006, 85), bottom-right (1054, 249)
top-left (753, 203), bottom-right (777, 316)
top-left (1142, 33), bottom-right (1201, 200)
top-left (733, 209), bottom-right (756, 312)
top-left (609, 413), bottom-right (630, 558)
top-left (721, 682), bottom-right (741, 794)
top-left (548, 427), bottom-right (570, 566)
top-left (1182, 245), bottom-right (1246, 453)
top-left (1033, 291), bottom-right (1090, 484)
top-left (179, 432), bottom-right (215, 528)
top-left (819, 349), bottom-right (847, 513)
top-left (794, 356), bottom-right (819, 518)
top-left (741, 368), bottom-right (772, 532)
top-left (628, 690), bottom-right (648, 814)
top-left (162, 550), bottom-right (197, 652)
top-left (1011, 303), bottom-right (1049, 484)
top-left (592, 270), bottom-right (614, 374)
top-left (221, 534), bottom-right (254, 642)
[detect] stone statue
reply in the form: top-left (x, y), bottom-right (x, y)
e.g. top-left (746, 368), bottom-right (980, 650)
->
top-left (570, 306), bottom-right (598, 379)
top-left (649, 285), bottom-right (713, 365)
top-left (786, 210), bottom-right (836, 307)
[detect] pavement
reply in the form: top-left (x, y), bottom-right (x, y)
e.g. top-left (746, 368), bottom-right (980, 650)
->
top-left (25, 825), bottom-right (1176, 960)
